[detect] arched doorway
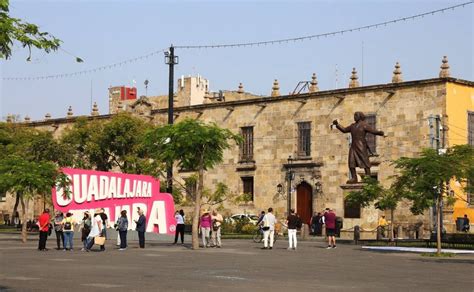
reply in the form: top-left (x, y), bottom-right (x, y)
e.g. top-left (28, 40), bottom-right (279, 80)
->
top-left (296, 182), bottom-right (313, 224)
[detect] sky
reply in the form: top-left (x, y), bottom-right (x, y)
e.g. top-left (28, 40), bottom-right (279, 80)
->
top-left (0, 0), bottom-right (472, 120)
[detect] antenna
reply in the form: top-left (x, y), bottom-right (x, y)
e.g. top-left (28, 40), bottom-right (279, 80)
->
top-left (335, 64), bottom-right (339, 89)
top-left (144, 79), bottom-right (149, 97)
top-left (90, 79), bottom-right (93, 111)
top-left (361, 41), bottom-right (364, 86)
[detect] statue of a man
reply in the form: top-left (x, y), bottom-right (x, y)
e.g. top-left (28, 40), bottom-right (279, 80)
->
top-left (333, 112), bottom-right (385, 184)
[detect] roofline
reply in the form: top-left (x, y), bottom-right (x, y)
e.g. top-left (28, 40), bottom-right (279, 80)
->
top-left (19, 77), bottom-right (473, 126)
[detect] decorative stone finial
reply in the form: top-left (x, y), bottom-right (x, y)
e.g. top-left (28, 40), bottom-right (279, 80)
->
top-left (237, 83), bottom-right (244, 94)
top-left (67, 106), bottom-right (74, 118)
top-left (349, 68), bottom-right (359, 88)
top-left (45, 113), bottom-right (51, 120)
top-left (392, 62), bottom-right (403, 83)
top-left (91, 102), bottom-right (99, 116)
top-left (24, 115), bottom-right (31, 122)
top-left (309, 73), bottom-right (319, 93)
top-left (271, 79), bottom-right (280, 97)
top-left (6, 114), bottom-right (12, 123)
top-left (439, 56), bottom-right (450, 78)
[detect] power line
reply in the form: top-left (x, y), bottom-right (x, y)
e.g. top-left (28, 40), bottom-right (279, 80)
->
top-left (175, 2), bottom-right (472, 49)
top-left (3, 48), bottom-right (167, 81)
top-left (2, 2), bottom-right (471, 81)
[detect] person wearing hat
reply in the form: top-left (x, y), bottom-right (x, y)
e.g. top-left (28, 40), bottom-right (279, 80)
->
top-left (199, 209), bottom-right (212, 248)
top-left (61, 212), bottom-right (77, 251)
top-left (85, 208), bottom-right (104, 252)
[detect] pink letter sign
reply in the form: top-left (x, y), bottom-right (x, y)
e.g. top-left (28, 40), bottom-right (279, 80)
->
top-left (52, 168), bottom-right (176, 234)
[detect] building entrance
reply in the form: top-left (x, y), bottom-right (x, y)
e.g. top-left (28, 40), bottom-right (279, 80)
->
top-left (296, 182), bottom-right (313, 225)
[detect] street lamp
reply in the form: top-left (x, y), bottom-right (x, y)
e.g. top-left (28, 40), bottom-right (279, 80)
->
top-left (287, 155), bottom-right (294, 215)
top-left (164, 46), bottom-right (179, 194)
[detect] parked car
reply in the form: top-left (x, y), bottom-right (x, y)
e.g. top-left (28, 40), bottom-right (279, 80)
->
top-left (226, 214), bottom-right (260, 225)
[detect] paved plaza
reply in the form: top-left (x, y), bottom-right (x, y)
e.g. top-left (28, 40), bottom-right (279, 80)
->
top-left (0, 232), bottom-right (473, 292)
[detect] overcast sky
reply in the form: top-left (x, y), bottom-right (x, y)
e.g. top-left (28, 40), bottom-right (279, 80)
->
top-left (0, 0), bottom-right (472, 120)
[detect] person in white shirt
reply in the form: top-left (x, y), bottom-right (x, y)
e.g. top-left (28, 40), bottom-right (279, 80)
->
top-left (260, 207), bottom-right (277, 250)
top-left (85, 209), bottom-right (103, 252)
top-left (211, 210), bottom-right (223, 248)
top-left (173, 210), bottom-right (185, 245)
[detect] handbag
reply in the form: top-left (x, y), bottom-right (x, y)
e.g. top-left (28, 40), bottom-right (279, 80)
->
top-left (94, 236), bottom-right (106, 245)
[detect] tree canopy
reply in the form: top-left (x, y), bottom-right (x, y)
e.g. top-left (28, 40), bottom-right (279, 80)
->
top-left (0, 0), bottom-right (61, 60)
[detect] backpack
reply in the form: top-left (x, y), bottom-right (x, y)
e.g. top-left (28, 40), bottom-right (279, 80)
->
top-left (64, 218), bottom-right (72, 231)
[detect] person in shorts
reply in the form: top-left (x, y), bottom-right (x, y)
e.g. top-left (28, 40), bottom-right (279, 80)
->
top-left (324, 208), bottom-right (337, 249)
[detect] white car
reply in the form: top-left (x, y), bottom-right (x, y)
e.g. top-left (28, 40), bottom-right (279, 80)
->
top-left (227, 214), bottom-right (260, 225)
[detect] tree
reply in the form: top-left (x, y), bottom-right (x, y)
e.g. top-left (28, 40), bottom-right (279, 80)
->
top-left (0, 0), bottom-right (61, 60)
top-left (144, 118), bottom-right (241, 249)
top-left (60, 114), bottom-right (158, 174)
top-left (346, 177), bottom-right (403, 240)
top-left (392, 145), bottom-right (474, 255)
top-left (0, 123), bottom-right (69, 242)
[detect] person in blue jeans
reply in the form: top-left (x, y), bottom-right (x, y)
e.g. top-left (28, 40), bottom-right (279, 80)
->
top-left (117, 210), bottom-right (128, 251)
top-left (61, 212), bottom-right (76, 251)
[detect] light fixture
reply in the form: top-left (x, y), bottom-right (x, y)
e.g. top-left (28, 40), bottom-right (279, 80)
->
top-left (277, 183), bottom-right (283, 194)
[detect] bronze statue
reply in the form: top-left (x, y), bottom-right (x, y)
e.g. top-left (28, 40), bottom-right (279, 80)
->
top-left (333, 112), bottom-right (385, 184)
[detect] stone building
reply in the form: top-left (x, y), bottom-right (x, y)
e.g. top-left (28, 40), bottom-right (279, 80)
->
top-left (1, 57), bottom-right (473, 239)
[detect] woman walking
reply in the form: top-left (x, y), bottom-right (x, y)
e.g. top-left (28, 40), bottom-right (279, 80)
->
top-left (117, 210), bottom-right (128, 251)
top-left (173, 210), bottom-right (185, 245)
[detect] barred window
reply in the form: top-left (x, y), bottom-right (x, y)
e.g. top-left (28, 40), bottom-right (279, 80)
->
top-left (468, 112), bottom-right (474, 146)
top-left (297, 122), bottom-right (311, 157)
top-left (240, 127), bottom-right (253, 161)
top-left (366, 114), bottom-right (377, 154)
top-left (241, 177), bottom-right (254, 202)
top-left (344, 200), bottom-right (361, 219)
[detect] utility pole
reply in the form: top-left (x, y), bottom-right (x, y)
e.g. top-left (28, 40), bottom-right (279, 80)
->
top-left (165, 45), bottom-right (178, 194)
top-left (429, 115), bottom-right (443, 245)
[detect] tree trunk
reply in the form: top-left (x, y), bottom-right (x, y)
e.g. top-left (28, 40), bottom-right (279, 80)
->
top-left (436, 194), bottom-right (442, 255)
top-left (20, 196), bottom-right (28, 243)
top-left (12, 192), bottom-right (20, 226)
top-left (390, 208), bottom-right (394, 241)
top-left (191, 164), bottom-right (204, 250)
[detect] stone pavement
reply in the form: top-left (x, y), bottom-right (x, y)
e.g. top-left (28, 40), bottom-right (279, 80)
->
top-left (0, 232), bottom-right (473, 292)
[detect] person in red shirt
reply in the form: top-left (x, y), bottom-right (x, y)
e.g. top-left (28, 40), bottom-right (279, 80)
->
top-left (324, 208), bottom-right (337, 249)
top-left (38, 209), bottom-right (51, 251)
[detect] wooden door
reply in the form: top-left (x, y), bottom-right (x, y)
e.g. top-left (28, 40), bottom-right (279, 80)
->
top-left (296, 182), bottom-right (313, 224)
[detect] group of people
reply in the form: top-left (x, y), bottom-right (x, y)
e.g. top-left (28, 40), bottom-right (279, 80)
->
top-left (199, 210), bottom-right (223, 248)
top-left (37, 207), bottom-right (147, 252)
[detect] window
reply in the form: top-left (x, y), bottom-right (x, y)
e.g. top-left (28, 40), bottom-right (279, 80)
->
top-left (297, 122), bottom-right (311, 157)
top-left (366, 114), bottom-right (377, 154)
top-left (240, 127), bottom-right (253, 161)
top-left (344, 200), bottom-right (361, 218)
top-left (468, 180), bottom-right (473, 206)
top-left (241, 177), bottom-right (254, 202)
top-left (184, 177), bottom-right (197, 201)
top-left (468, 112), bottom-right (474, 146)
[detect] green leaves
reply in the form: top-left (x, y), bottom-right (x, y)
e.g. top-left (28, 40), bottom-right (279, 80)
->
top-left (0, 0), bottom-right (61, 60)
top-left (144, 118), bottom-right (241, 172)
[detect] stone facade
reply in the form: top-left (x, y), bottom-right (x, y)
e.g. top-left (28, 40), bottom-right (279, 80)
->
top-left (2, 68), bottom-right (473, 238)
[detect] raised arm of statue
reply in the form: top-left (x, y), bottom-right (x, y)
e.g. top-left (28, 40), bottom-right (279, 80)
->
top-left (365, 124), bottom-right (385, 136)
top-left (333, 120), bottom-right (351, 133)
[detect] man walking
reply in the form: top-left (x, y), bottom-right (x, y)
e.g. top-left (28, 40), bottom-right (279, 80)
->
top-left (211, 210), bottom-right (223, 248)
top-left (324, 208), bottom-right (337, 249)
top-left (135, 208), bottom-right (146, 248)
top-left (286, 209), bottom-right (299, 250)
top-left (260, 207), bottom-right (276, 250)
top-left (38, 209), bottom-right (51, 251)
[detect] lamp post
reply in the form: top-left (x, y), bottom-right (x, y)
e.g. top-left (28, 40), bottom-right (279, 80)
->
top-left (164, 46), bottom-right (179, 194)
top-left (287, 155), bottom-right (294, 215)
